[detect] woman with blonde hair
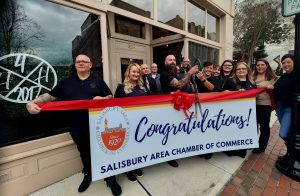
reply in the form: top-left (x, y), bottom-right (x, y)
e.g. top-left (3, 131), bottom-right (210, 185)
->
top-left (115, 63), bottom-right (146, 97)
top-left (224, 62), bottom-right (256, 158)
top-left (114, 63), bottom-right (145, 184)
top-left (231, 62), bottom-right (256, 90)
top-left (222, 61), bottom-right (256, 91)
top-left (252, 59), bottom-right (278, 153)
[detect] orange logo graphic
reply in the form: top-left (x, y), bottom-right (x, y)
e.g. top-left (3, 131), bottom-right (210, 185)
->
top-left (101, 118), bottom-right (126, 151)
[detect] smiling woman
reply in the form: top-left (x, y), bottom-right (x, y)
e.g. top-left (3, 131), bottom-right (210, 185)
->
top-left (0, 0), bottom-right (103, 147)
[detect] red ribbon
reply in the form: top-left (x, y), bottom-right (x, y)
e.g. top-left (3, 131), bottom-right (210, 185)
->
top-left (171, 90), bottom-right (195, 117)
top-left (39, 88), bottom-right (268, 111)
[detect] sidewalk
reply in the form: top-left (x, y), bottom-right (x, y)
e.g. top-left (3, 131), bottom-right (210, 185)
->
top-left (30, 112), bottom-right (300, 196)
top-left (220, 121), bottom-right (300, 196)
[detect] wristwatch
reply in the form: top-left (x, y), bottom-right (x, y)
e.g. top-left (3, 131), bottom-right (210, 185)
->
top-left (201, 79), bottom-right (206, 83)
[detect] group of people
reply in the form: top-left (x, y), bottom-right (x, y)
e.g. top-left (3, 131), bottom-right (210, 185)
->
top-left (26, 53), bottom-right (295, 196)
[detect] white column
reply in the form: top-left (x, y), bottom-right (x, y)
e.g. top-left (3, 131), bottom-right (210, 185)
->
top-left (99, 12), bottom-right (111, 86)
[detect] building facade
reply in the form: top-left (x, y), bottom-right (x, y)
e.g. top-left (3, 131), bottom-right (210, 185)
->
top-left (0, 0), bottom-right (234, 194)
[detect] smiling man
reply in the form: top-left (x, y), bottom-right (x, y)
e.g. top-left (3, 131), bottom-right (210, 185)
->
top-left (26, 54), bottom-right (122, 196)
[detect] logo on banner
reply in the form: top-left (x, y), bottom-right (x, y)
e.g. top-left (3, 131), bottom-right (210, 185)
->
top-left (96, 106), bottom-right (130, 155)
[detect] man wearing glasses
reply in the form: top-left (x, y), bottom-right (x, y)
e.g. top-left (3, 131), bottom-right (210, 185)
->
top-left (26, 54), bottom-right (122, 195)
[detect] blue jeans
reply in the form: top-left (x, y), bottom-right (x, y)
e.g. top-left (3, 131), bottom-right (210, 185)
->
top-left (276, 102), bottom-right (292, 139)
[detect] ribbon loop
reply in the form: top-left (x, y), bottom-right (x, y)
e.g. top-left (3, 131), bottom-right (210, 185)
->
top-left (171, 90), bottom-right (194, 117)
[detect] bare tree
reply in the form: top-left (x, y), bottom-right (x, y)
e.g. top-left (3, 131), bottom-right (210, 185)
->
top-left (0, 0), bottom-right (44, 56)
top-left (234, 0), bottom-right (291, 65)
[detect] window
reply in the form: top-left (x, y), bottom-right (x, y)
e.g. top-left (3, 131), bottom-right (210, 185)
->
top-left (188, 41), bottom-right (218, 65)
top-left (207, 12), bottom-right (219, 42)
top-left (115, 15), bottom-right (145, 39)
top-left (158, 0), bottom-right (185, 30)
top-left (0, 0), bottom-right (103, 147)
top-left (188, 1), bottom-right (205, 37)
top-left (152, 26), bottom-right (176, 40)
top-left (109, 0), bottom-right (153, 19)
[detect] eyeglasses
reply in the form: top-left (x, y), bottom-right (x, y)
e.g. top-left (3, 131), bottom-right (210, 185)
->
top-left (236, 68), bottom-right (247, 71)
top-left (75, 60), bottom-right (90, 64)
top-left (223, 64), bottom-right (233, 66)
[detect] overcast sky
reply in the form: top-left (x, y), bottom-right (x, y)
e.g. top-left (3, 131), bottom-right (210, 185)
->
top-left (18, 0), bottom-right (89, 66)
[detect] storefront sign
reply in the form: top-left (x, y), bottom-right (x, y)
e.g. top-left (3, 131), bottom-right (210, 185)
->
top-left (88, 95), bottom-right (258, 181)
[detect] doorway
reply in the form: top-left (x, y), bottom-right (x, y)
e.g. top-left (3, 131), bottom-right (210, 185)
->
top-left (152, 41), bottom-right (184, 73)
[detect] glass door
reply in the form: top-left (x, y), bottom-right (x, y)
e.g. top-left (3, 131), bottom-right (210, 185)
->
top-left (120, 58), bottom-right (143, 82)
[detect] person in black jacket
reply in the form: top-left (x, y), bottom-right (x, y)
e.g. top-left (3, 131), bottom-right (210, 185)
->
top-left (273, 54), bottom-right (295, 142)
top-left (223, 62), bottom-right (256, 158)
top-left (195, 61), bottom-right (221, 93)
top-left (26, 54), bottom-right (121, 196)
top-left (140, 63), bottom-right (157, 94)
top-left (160, 54), bottom-right (199, 167)
top-left (114, 63), bottom-right (145, 183)
top-left (150, 63), bottom-right (163, 94)
top-left (218, 60), bottom-right (235, 90)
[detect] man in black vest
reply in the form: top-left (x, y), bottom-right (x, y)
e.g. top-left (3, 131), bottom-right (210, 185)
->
top-left (159, 54), bottom-right (198, 167)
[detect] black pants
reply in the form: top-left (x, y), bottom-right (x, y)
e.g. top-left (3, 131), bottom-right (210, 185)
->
top-left (71, 130), bottom-right (115, 182)
top-left (256, 105), bottom-right (272, 151)
top-left (70, 131), bottom-right (92, 178)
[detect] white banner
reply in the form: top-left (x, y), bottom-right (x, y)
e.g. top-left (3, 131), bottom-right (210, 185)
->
top-left (89, 98), bottom-right (258, 181)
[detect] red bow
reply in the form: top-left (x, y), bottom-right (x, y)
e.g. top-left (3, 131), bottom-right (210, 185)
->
top-left (172, 90), bottom-right (194, 117)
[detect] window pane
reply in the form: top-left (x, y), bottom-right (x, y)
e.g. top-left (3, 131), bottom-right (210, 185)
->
top-left (115, 15), bottom-right (145, 39)
top-left (152, 26), bottom-right (176, 40)
top-left (188, 41), bottom-right (218, 65)
top-left (207, 12), bottom-right (219, 42)
top-left (158, 0), bottom-right (185, 30)
top-left (0, 0), bottom-right (102, 147)
top-left (188, 1), bottom-right (205, 37)
top-left (109, 0), bottom-right (153, 19)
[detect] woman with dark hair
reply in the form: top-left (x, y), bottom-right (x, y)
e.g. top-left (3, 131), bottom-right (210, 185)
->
top-left (252, 59), bottom-right (278, 153)
top-left (114, 63), bottom-right (145, 183)
top-left (273, 54), bottom-right (295, 142)
top-left (218, 60), bottom-right (235, 90)
top-left (220, 60), bottom-right (235, 78)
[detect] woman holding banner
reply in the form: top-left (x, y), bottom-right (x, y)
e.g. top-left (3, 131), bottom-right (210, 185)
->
top-left (273, 54), bottom-right (295, 143)
top-left (252, 59), bottom-right (278, 154)
top-left (224, 62), bottom-right (256, 158)
top-left (114, 63), bottom-right (145, 183)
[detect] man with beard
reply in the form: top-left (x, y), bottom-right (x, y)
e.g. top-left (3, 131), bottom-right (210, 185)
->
top-left (160, 54), bottom-right (198, 167)
top-left (160, 54), bottom-right (198, 94)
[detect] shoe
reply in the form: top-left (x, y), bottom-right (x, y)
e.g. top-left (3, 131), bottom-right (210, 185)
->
top-left (106, 177), bottom-right (122, 196)
top-left (198, 153), bottom-right (212, 160)
top-left (126, 171), bottom-right (137, 183)
top-left (224, 151), bottom-right (232, 157)
top-left (167, 160), bottom-right (179, 167)
top-left (78, 174), bottom-right (91, 193)
top-left (252, 148), bottom-right (264, 154)
top-left (133, 169), bottom-right (143, 178)
top-left (237, 150), bottom-right (247, 158)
